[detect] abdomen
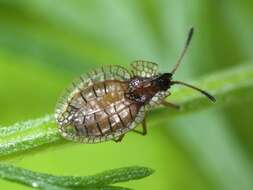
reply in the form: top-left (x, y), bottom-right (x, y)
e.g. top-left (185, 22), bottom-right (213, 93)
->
top-left (56, 80), bottom-right (141, 143)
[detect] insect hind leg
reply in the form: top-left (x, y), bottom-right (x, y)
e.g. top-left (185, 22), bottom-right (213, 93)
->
top-left (162, 100), bottom-right (180, 110)
top-left (132, 118), bottom-right (147, 136)
top-left (113, 134), bottom-right (125, 143)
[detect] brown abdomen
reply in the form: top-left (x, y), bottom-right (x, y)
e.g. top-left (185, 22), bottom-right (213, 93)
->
top-left (58, 80), bottom-right (141, 143)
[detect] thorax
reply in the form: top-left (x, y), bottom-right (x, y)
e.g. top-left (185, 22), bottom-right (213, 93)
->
top-left (125, 76), bottom-right (161, 104)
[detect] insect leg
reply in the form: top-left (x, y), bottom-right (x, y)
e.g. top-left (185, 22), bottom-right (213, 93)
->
top-left (132, 118), bottom-right (147, 136)
top-left (141, 118), bottom-right (147, 135)
top-left (161, 100), bottom-right (180, 110)
top-left (113, 134), bottom-right (125, 143)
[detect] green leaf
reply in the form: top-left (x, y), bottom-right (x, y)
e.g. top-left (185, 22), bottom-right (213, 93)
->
top-left (0, 63), bottom-right (253, 159)
top-left (0, 164), bottom-right (153, 190)
top-left (0, 115), bottom-right (61, 158)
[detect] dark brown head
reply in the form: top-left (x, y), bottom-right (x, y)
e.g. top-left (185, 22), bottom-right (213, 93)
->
top-left (154, 73), bottom-right (172, 91)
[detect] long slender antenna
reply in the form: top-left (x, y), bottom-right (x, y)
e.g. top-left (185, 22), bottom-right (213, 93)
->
top-left (171, 27), bottom-right (194, 75)
top-left (171, 80), bottom-right (216, 102)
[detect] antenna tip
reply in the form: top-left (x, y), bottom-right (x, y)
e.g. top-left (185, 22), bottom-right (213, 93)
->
top-left (189, 26), bottom-right (194, 33)
top-left (209, 94), bottom-right (216, 103)
top-left (204, 91), bottom-right (216, 103)
top-left (186, 27), bottom-right (194, 46)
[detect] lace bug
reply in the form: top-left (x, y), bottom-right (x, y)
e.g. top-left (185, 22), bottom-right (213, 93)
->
top-left (55, 27), bottom-right (215, 143)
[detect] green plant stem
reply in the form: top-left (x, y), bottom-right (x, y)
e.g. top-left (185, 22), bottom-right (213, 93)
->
top-left (0, 164), bottom-right (153, 190)
top-left (0, 63), bottom-right (253, 159)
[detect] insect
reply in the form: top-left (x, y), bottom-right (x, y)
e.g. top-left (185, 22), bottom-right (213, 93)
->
top-left (55, 27), bottom-right (215, 143)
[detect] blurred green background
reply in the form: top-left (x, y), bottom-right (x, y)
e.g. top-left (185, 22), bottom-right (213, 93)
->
top-left (0, 0), bottom-right (253, 189)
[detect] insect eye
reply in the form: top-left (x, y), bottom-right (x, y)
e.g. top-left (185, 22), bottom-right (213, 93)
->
top-left (163, 73), bottom-right (172, 79)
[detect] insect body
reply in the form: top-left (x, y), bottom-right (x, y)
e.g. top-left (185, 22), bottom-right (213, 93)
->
top-left (55, 28), bottom-right (215, 143)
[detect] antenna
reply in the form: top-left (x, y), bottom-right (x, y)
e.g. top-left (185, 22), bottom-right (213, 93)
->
top-left (171, 27), bottom-right (194, 75)
top-left (171, 80), bottom-right (216, 102)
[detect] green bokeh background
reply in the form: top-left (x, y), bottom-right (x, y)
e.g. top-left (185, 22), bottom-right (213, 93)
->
top-left (0, 1), bottom-right (253, 189)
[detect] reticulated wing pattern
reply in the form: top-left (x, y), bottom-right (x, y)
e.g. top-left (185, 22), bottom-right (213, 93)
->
top-left (146, 91), bottom-right (171, 110)
top-left (62, 100), bottom-right (145, 143)
top-left (55, 65), bottom-right (145, 143)
top-left (83, 65), bottom-right (131, 84)
top-left (55, 65), bottom-right (131, 124)
top-left (131, 60), bottom-right (158, 77)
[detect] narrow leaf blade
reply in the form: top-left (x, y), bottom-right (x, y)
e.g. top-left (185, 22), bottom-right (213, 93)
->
top-left (0, 164), bottom-right (153, 189)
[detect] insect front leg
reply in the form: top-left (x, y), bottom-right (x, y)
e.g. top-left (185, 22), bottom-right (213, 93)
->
top-left (113, 134), bottom-right (125, 143)
top-left (161, 100), bottom-right (180, 110)
top-left (132, 118), bottom-right (147, 136)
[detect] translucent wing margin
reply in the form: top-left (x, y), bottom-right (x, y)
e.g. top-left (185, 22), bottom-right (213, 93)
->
top-left (56, 65), bottom-right (130, 105)
top-left (83, 65), bottom-right (131, 83)
top-left (130, 60), bottom-right (158, 77)
top-left (146, 91), bottom-right (171, 110)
